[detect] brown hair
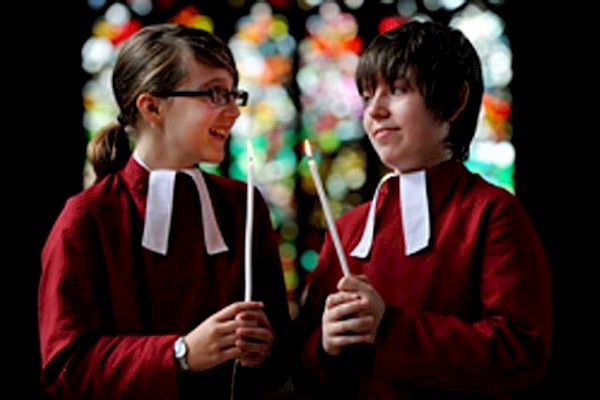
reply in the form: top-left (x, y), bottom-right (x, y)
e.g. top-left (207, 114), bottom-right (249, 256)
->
top-left (87, 23), bottom-right (238, 180)
top-left (355, 20), bottom-right (483, 161)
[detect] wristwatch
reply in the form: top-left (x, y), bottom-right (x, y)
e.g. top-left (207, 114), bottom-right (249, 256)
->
top-left (174, 336), bottom-right (190, 372)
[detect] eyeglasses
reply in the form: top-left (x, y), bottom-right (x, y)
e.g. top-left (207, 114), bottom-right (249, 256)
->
top-left (160, 87), bottom-right (249, 107)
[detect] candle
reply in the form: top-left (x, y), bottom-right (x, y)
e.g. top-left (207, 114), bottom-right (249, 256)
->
top-left (304, 140), bottom-right (351, 277)
top-left (244, 140), bottom-right (255, 301)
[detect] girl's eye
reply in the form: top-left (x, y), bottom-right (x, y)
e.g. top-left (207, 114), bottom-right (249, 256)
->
top-left (361, 92), bottom-right (373, 103)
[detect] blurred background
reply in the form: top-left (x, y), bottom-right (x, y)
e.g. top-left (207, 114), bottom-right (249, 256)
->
top-left (13, 0), bottom-right (593, 398)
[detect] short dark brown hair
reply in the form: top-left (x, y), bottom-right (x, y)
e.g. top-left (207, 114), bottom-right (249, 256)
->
top-left (355, 20), bottom-right (483, 161)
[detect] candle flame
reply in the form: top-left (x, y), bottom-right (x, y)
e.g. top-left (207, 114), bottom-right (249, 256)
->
top-left (303, 140), bottom-right (313, 158)
top-left (246, 139), bottom-right (254, 161)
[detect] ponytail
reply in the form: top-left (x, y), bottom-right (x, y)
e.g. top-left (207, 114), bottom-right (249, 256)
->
top-left (86, 120), bottom-right (132, 182)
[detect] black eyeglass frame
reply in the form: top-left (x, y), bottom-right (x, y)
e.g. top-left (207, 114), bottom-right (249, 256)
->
top-left (159, 87), bottom-right (249, 107)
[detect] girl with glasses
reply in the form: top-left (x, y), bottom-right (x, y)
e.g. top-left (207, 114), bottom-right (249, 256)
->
top-left (38, 23), bottom-right (291, 400)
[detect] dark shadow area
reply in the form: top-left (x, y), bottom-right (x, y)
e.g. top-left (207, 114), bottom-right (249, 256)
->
top-left (507, 1), bottom-right (593, 398)
top-left (12, 2), bottom-right (90, 398)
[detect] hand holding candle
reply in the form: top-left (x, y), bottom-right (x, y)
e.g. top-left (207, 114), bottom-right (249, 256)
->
top-left (244, 140), bottom-right (255, 301)
top-left (304, 140), bottom-right (351, 277)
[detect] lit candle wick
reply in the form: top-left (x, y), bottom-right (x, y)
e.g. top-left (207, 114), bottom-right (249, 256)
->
top-left (304, 140), bottom-right (350, 277)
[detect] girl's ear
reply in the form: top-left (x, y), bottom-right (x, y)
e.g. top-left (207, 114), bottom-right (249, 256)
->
top-left (136, 93), bottom-right (164, 126)
top-left (449, 81), bottom-right (470, 122)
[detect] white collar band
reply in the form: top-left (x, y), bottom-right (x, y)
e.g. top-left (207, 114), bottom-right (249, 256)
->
top-left (134, 152), bottom-right (229, 256)
top-left (350, 170), bottom-right (430, 258)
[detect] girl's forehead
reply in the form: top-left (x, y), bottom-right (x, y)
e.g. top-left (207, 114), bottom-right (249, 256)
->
top-left (182, 60), bottom-right (235, 86)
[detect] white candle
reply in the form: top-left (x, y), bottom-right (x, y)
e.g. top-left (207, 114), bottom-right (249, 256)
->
top-left (304, 140), bottom-right (350, 277)
top-left (244, 140), bottom-right (255, 301)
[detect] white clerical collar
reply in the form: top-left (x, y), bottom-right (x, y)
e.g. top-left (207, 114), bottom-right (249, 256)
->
top-left (350, 170), bottom-right (430, 258)
top-left (133, 151), bottom-right (228, 256)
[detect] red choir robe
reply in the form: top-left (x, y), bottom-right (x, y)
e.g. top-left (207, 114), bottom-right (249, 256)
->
top-left (294, 160), bottom-right (553, 399)
top-left (38, 156), bottom-right (292, 400)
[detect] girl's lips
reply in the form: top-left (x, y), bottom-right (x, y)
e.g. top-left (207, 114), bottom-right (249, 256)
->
top-left (209, 128), bottom-right (229, 141)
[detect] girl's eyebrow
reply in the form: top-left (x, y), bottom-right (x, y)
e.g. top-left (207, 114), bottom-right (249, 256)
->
top-left (185, 76), bottom-right (232, 90)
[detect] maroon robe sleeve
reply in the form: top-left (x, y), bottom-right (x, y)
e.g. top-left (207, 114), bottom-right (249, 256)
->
top-left (293, 223), bottom-right (356, 395)
top-left (295, 170), bottom-right (553, 398)
top-left (39, 195), bottom-right (178, 400)
top-left (39, 167), bottom-right (292, 399)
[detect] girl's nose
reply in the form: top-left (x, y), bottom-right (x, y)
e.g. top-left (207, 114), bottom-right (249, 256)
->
top-left (223, 101), bottom-right (242, 118)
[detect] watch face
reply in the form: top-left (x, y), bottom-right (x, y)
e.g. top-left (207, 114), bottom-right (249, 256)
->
top-left (175, 337), bottom-right (187, 358)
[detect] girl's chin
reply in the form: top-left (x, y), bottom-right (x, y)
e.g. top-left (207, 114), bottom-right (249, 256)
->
top-left (202, 158), bottom-right (224, 165)
top-left (196, 152), bottom-right (225, 165)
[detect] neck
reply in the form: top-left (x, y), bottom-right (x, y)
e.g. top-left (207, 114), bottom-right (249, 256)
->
top-left (393, 149), bottom-right (453, 174)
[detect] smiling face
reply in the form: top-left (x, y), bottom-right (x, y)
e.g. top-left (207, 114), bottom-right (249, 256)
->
top-left (136, 56), bottom-right (242, 169)
top-left (361, 75), bottom-right (451, 173)
top-left (355, 21), bottom-right (483, 165)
